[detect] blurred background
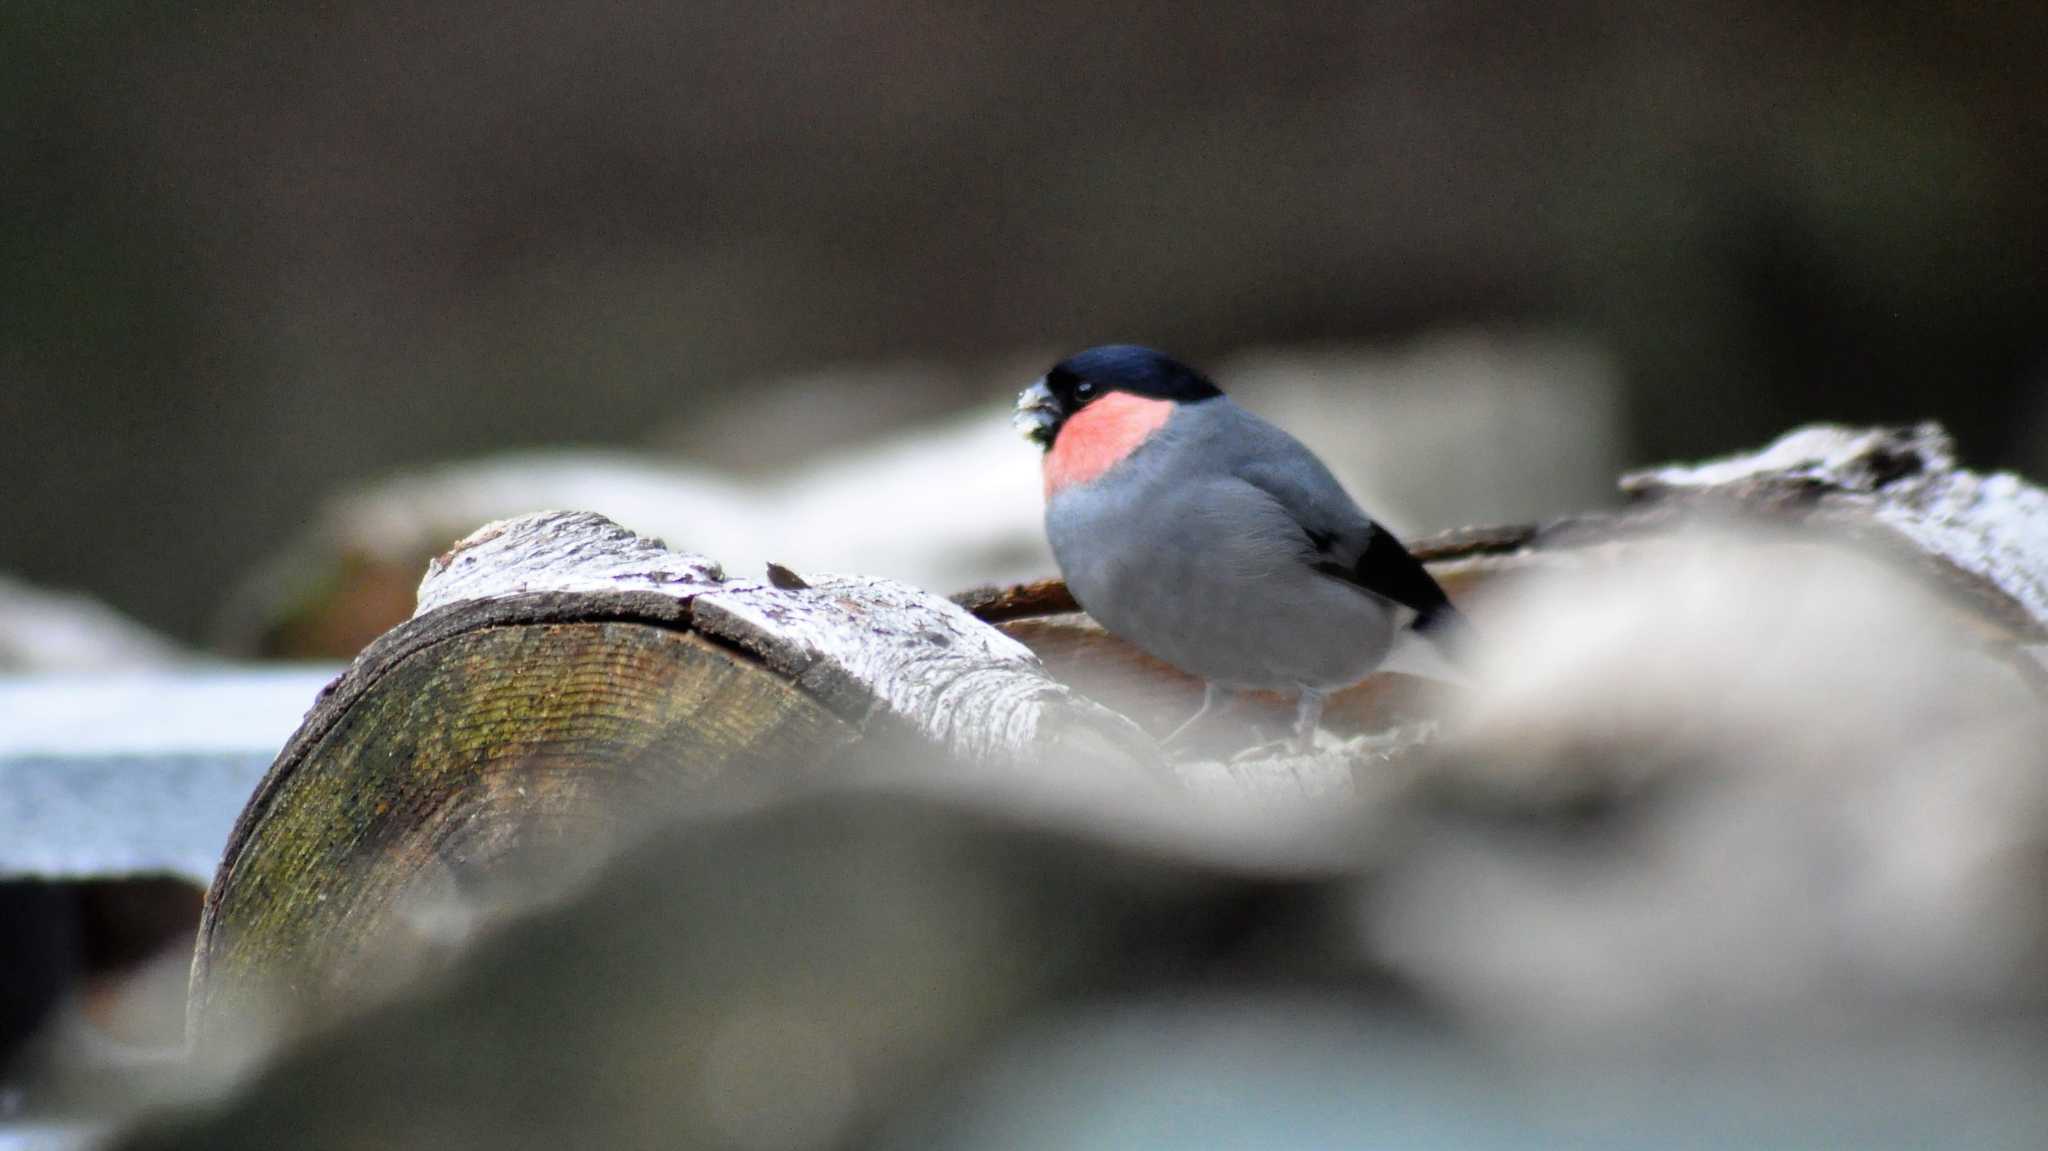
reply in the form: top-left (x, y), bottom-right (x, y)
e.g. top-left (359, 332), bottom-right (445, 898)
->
top-left (5, 4), bottom-right (2048, 1145)
top-left (6, 1), bottom-right (2046, 646)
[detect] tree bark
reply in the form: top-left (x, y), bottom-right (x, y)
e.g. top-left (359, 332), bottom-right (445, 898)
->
top-left (189, 422), bottom-right (2047, 1046)
top-left (188, 512), bottom-right (1155, 1047)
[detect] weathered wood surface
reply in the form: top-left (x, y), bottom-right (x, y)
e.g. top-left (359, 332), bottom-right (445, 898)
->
top-left (1620, 421), bottom-right (2048, 640)
top-left (190, 422), bottom-right (2047, 1048)
top-left (189, 512), bottom-right (1155, 1046)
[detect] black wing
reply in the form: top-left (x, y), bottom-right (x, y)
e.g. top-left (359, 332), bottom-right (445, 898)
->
top-left (1307, 523), bottom-right (1463, 637)
top-left (1233, 452), bottom-right (1465, 639)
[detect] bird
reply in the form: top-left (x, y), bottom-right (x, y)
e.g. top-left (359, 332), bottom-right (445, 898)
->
top-left (1015, 345), bottom-right (1470, 753)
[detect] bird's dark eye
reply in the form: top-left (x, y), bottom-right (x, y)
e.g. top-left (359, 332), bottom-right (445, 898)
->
top-left (1075, 380), bottom-right (1095, 397)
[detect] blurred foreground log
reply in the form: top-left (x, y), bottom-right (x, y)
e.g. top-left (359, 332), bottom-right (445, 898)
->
top-left (158, 789), bottom-right (1391, 1151)
top-left (142, 777), bottom-right (2048, 1150)
top-left (189, 422), bottom-right (2047, 1051)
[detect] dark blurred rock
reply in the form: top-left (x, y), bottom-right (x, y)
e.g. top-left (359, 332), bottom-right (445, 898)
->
top-left (0, 880), bottom-right (203, 1072)
top-left (0, 885), bottom-right (77, 1076)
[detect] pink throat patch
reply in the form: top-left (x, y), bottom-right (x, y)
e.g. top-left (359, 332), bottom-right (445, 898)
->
top-left (1044, 392), bottom-right (1174, 497)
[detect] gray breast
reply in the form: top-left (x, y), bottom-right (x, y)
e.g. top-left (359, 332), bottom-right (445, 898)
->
top-left (1045, 403), bottom-right (1394, 690)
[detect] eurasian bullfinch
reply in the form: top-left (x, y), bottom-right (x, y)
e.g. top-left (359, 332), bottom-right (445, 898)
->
top-left (1016, 345), bottom-right (1469, 752)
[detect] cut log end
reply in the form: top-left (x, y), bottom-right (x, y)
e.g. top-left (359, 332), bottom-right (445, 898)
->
top-left (189, 511), bottom-right (1160, 1047)
top-left (190, 618), bottom-right (858, 1045)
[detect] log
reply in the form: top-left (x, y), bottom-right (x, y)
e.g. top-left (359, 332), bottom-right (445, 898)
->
top-left (152, 787), bottom-right (1389, 1151)
top-left (956, 423), bottom-right (2048, 743)
top-left (188, 512), bottom-right (1154, 1047)
top-left (133, 768), bottom-right (2048, 1151)
top-left (189, 422), bottom-right (2048, 1049)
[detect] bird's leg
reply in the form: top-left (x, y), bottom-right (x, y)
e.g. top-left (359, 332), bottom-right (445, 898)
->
top-left (1292, 687), bottom-right (1326, 754)
top-left (1162, 681), bottom-right (1229, 746)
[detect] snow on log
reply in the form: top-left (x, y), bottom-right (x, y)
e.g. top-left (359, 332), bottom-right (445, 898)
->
top-left (0, 574), bottom-right (185, 672)
top-left (409, 512), bottom-right (1151, 770)
top-left (0, 669), bottom-right (339, 884)
top-left (1620, 421), bottom-right (2048, 638)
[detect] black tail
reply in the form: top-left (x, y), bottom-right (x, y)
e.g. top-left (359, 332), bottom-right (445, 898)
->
top-left (1413, 601), bottom-right (1476, 666)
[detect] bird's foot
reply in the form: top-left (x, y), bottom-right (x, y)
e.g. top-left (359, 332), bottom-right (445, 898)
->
top-left (1291, 688), bottom-right (1326, 755)
top-left (1160, 682), bottom-right (1231, 747)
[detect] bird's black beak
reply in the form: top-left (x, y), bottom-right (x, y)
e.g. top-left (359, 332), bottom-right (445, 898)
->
top-left (1013, 378), bottom-right (1060, 448)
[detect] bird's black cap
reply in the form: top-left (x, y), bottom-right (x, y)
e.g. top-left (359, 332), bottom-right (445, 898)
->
top-left (1045, 345), bottom-right (1225, 407)
top-left (1016, 345), bottom-right (1225, 448)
